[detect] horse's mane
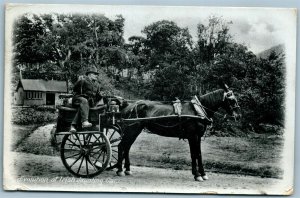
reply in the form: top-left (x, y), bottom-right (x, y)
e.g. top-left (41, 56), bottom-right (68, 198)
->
top-left (199, 89), bottom-right (225, 110)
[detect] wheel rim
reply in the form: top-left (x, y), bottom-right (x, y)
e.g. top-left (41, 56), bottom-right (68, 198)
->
top-left (104, 126), bottom-right (122, 170)
top-left (61, 133), bottom-right (111, 178)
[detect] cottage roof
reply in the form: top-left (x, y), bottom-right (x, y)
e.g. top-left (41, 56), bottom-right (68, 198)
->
top-left (20, 79), bottom-right (67, 92)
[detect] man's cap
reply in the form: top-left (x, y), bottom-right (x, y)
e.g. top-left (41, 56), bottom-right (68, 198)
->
top-left (86, 66), bottom-right (99, 75)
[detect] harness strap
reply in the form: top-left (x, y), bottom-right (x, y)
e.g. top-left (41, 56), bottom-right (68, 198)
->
top-left (191, 95), bottom-right (210, 120)
top-left (173, 98), bottom-right (182, 116)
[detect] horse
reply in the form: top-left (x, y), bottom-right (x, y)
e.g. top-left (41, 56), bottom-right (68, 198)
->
top-left (116, 83), bottom-right (241, 181)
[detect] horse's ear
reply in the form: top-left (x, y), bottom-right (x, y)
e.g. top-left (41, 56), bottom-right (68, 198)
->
top-left (224, 84), bottom-right (229, 92)
top-left (218, 80), bottom-right (229, 92)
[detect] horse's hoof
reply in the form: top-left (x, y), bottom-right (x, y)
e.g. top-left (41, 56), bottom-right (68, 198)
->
top-left (125, 170), bottom-right (132, 175)
top-left (202, 175), bottom-right (209, 180)
top-left (116, 171), bottom-right (125, 176)
top-left (194, 176), bottom-right (204, 182)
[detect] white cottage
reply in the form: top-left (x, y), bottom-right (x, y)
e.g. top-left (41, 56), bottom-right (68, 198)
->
top-left (14, 79), bottom-right (68, 106)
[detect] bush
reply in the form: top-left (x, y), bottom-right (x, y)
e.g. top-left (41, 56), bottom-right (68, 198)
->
top-left (12, 107), bottom-right (57, 125)
top-left (35, 106), bottom-right (56, 112)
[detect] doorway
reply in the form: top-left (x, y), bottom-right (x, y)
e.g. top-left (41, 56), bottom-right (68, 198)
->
top-left (46, 93), bottom-right (55, 105)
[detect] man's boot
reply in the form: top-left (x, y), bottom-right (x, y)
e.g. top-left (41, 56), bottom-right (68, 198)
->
top-left (70, 125), bottom-right (77, 133)
top-left (82, 121), bottom-right (92, 128)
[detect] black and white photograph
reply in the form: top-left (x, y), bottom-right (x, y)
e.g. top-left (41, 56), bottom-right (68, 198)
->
top-left (3, 4), bottom-right (296, 194)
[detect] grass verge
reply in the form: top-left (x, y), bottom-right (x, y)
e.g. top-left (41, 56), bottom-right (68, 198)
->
top-left (11, 124), bottom-right (40, 151)
top-left (129, 133), bottom-right (284, 178)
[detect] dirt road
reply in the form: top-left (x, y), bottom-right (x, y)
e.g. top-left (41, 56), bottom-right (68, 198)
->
top-left (4, 151), bottom-right (285, 194)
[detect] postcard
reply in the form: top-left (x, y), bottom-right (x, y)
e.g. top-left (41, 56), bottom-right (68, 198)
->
top-left (4, 4), bottom-right (296, 195)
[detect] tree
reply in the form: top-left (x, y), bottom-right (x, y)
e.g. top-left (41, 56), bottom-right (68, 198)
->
top-left (13, 13), bottom-right (126, 85)
top-left (243, 51), bottom-right (285, 127)
top-left (195, 16), bottom-right (232, 64)
top-left (149, 62), bottom-right (192, 100)
top-left (129, 20), bottom-right (195, 99)
top-left (142, 20), bottom-right (193, 70)
top-left (13, 14), bottom-right (51, 65)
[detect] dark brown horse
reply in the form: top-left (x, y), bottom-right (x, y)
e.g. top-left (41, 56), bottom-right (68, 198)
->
top-left (116, 84), bottom-right (241, 181)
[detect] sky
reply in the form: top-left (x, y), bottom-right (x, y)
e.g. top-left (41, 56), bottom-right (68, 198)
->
top-left (100, 6), bottom-right (295, 54)
top-left (6, 4), bottom-right (296, 54)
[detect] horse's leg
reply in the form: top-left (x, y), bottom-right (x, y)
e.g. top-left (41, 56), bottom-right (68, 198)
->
top-left (188, 136), bottom-right (202, 181)
top-left (124, 148), bottom-right (131, 175)
top-left (123, 125), bottom-right (143, 175)
top-left (116, 124), bottom-right (143, 176)
top-left (196, 135), bottom-right (208, 180)
top-left (116, 139), bottom-right (126, 176)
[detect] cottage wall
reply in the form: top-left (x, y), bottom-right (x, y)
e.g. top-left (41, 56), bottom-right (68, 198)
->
top-left (23, 92), bottom-right (45, 106)
top-left (23, 92), bottom-right (66, 106)
top-left (14, 87), bottom-right (24, 105)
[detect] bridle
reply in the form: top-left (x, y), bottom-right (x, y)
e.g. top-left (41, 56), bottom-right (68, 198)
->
top-left (223, 90), bottom-right (240, 111)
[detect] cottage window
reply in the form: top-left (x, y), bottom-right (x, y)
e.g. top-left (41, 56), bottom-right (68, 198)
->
top-left (26, 92), bottom-right (31, 99)
top-left (26, 91), bottom-right (42, 99)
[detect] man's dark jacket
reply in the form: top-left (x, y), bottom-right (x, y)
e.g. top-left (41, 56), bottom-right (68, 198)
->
top-left (72, 76), bottom-right (102, 107)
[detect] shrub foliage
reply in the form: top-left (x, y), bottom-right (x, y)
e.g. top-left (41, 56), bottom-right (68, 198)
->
top-left (12, 107), bottom-right (57, 125)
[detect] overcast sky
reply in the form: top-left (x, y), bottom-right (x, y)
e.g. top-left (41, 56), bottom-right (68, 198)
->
top-left (7, 4), bottom-right (296, 54)
top-left (101, 6), bottom-right (294, 54)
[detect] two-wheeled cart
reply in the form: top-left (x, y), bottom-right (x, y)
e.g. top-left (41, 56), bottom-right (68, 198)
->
top-left (53, 100), bottom-right (122, 178)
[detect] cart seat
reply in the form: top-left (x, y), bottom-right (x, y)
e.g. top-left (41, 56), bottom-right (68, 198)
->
top-left (56, 105), bottom-right (107, 132)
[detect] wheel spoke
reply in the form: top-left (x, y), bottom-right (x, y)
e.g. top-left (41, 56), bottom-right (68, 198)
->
top-left (66, 139), bottom-right (81, 148)
top-left (62, 148), bottom-right (81, 152)
top-left (86, 157), bottom-right (98, 171)
top-left (84, 134), bottom-right (92, 146)
top-left (69, 155), bottom-right (83, 168)
top-left (90, 150), bottom-right (101, 154)
top-left (98, 150), bottom-right (104, 161)
top-left (73, 134), bottom-right (83, 147)
top-left (90, 144), bottom-right (106, 151)
top-left (110, 137), bottom-right (122, 144)
top-left (71, 134), bottom-right (79, 143)
top-left (92, 134), bottom-right (102, 144)
top-left (76, 156), bottom-right (85, 174)
top-left (80, 134), bottom-right (86, 146)
top-left (85, 156), bottom-right (89, 175)
top-left (90, 150), bottom-right (103, 162)
top-left (112, 155), bottom-right (117, 161)
top-left (87, 134), bottom-right (93, 144)
top-left (89, 152), bottom-right (105, 168)
top-left (109, 130), bottom-right (116, 141)
top-left (65, 152), bottom-right (81, 159)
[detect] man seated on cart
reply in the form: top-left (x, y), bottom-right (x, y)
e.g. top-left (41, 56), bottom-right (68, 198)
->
top-left (70, 66), bottom-right (103, 132)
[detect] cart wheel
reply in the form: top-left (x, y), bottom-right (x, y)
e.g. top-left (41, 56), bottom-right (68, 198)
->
top-left (104, 125), bottom-right (122, 170)
top-left (60, 132), bottom-right (111, 178)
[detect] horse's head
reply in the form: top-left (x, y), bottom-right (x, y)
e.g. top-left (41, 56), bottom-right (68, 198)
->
top-left (220, 83), bottom-right (241, 121)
